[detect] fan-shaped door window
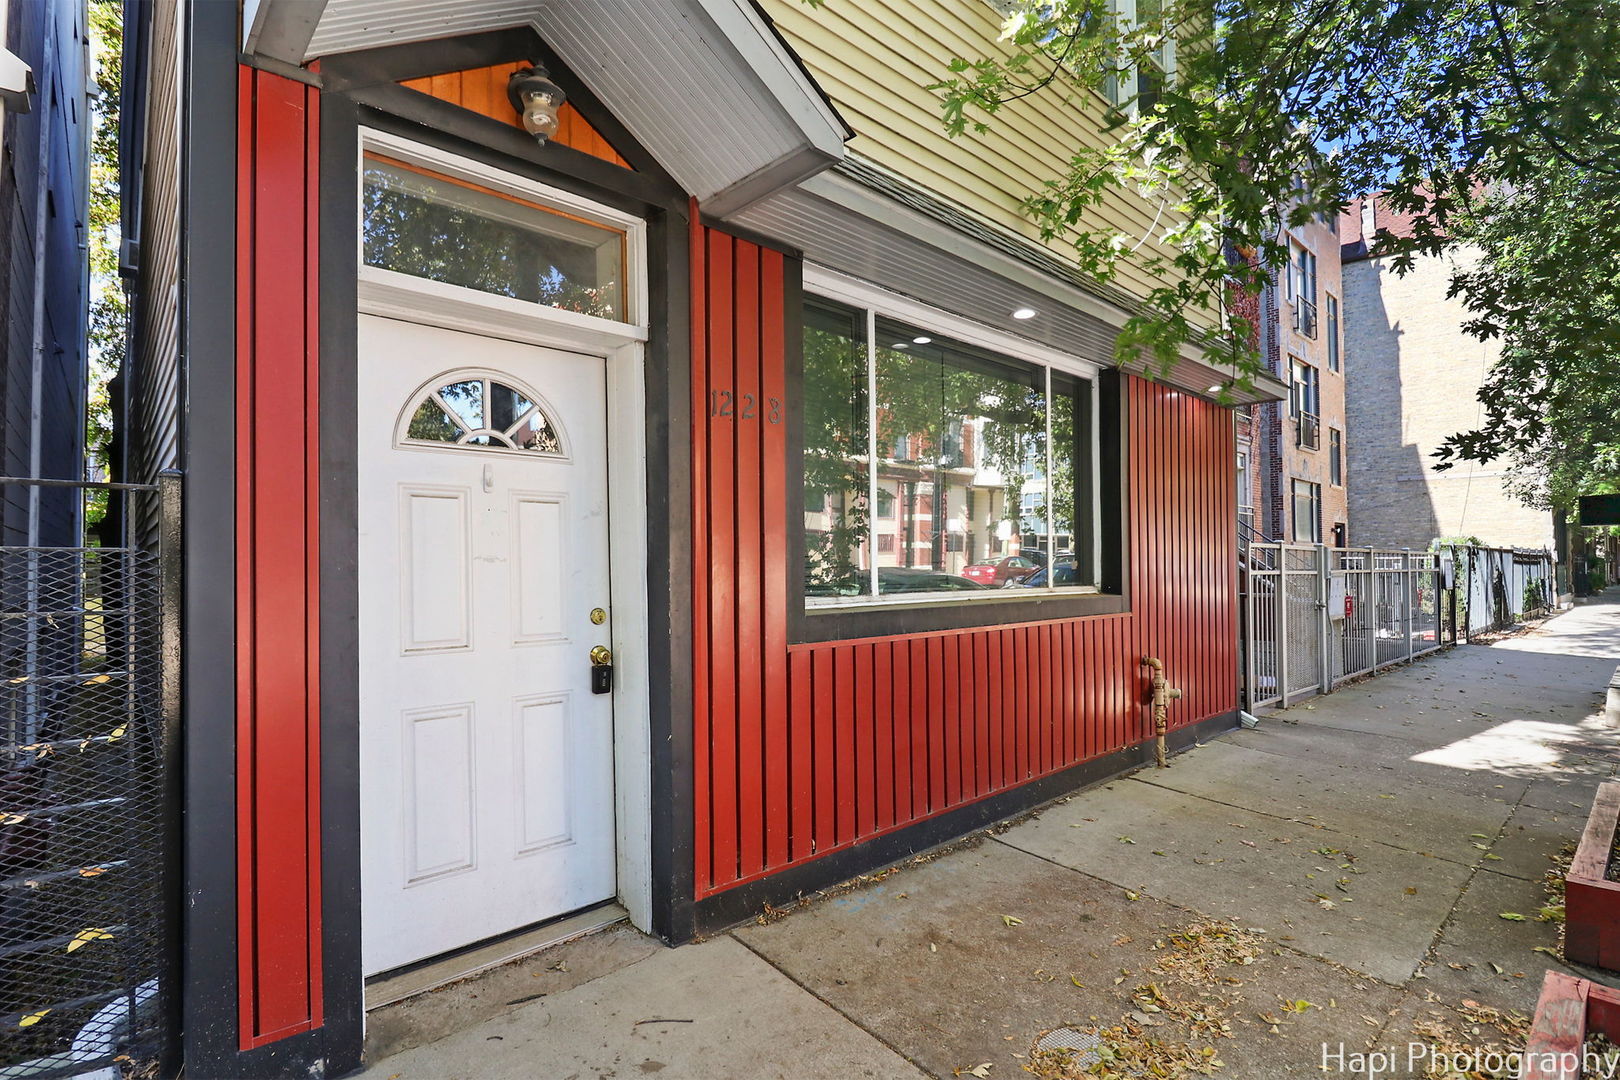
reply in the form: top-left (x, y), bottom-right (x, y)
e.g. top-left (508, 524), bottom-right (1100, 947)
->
top-left (401, 373), bottom-right (565, 454)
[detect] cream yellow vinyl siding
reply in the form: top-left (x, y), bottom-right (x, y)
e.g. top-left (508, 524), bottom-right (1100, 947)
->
top-left (761, 0), bottom-right (1204, 323)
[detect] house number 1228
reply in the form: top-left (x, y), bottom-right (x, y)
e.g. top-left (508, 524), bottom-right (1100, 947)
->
top-left (709, 390), bottom-right (782, 424)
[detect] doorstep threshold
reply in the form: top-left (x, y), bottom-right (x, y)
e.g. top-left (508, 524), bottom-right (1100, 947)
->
top-left (364, 901), bottom-right (629, 1011)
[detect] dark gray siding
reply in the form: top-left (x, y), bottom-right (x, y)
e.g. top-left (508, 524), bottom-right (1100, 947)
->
top-left (0, 0), bottom-right (91, 547)
top-left (121, 0), bottom-right (181, 548)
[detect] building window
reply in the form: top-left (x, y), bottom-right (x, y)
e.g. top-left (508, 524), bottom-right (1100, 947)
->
top-left (1288, 242), bottom-right (1317, 304)
top-left (801, 295), bottom-right (1100, 606)
top-left (1289, 241), bottom-right (1318, 338)
top-left (1236, 449), bottom-right (1253, 532)
top-left (801, 301), bottom-right (870, 599)
top-left (362, 153), bottom-right (628, 322)
top-left (877, 534), bottom-right (895, 553)
top-left (1289, 358), bottom-right (1319, 449)
top-left (1103, 0), bottom-right (1175, 114)
top-left (400, 373), bottom-right (564, 455)
top-left (1291, 480), bottom-right (1321, 543)
top-left (1326, 294), bottom-right (1340, 372)
top-left (1329, 427), bottom-right (1343, 486)
top-left (876, 486), bottom-right (896, 519)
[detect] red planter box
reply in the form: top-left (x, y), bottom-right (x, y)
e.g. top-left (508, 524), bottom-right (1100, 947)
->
top-left (1523, 971), bottom-right (1620, 1080)
top-left (1567, 780), bottom-right (1620, 971)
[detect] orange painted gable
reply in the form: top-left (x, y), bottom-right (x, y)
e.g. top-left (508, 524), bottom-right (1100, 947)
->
top-left (401, 62), bottom-right (631, 169)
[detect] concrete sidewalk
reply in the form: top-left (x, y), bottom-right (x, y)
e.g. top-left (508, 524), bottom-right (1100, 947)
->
top-left (366, 592), bottom-right (1620, 1080)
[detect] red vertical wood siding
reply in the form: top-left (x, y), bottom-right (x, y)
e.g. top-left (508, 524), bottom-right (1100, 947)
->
top-left (235, 67), bottom-right (323, 1048)
top-left (691, 225), bottom-right (1239, 898)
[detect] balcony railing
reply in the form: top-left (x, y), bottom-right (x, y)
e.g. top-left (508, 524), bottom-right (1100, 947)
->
top-left (1296, 410), bottom-right (1321, 450)
top-left (1293, 297), bottom-right (1318, 338)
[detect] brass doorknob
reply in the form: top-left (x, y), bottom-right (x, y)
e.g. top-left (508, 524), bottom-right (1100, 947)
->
top-left (590, 645), bottom-right (613, 666)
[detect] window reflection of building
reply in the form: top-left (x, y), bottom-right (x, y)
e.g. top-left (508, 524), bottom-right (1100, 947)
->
top-left (801, 295), bottom-right (1096, 602)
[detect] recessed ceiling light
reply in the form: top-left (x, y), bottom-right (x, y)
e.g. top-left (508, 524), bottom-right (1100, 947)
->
top-left (912, 336), bottom-right (932, 344)
top-left (1207, 383), bottom-right (1223, 393)
top-left (1012, 307), bottom-right (1037, 320)
top-left (891, 342), bottom-right (910, 349)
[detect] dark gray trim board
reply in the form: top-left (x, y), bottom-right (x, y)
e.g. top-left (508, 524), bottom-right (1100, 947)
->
top-left (315, 89), bottom-right (365, 1080)
top-left (176, 0), bottom-right (245, 1074)
top-left (348, 82), bottom-right (680, 212)
top-left (690, 709), bottom-right (1241, 935)
top-left (647, 205), bottom-right (698, 944)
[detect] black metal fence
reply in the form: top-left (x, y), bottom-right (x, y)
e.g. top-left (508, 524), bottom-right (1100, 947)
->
top-left (0, 477), bottom-right (177, 1078)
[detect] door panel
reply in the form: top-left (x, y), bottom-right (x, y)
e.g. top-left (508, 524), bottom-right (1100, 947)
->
top-left (513, 495), bottom-right (567, 643)
top-left (359, 315), bottom-right (616, 976)
top-left (403, 703), bottom-right (476, 882)
top-left (401, 487), bottom-right (471, 652)
top-left (515, 694), bottom-right (572, 852)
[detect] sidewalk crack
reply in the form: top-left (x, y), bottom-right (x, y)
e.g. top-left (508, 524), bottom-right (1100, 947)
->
top-left (1125, 774), bottom-right (1488, 871)
top-left (727, 932), bottom-right (935, 1078)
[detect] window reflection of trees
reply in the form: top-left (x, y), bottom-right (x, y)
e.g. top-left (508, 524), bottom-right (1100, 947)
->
top-left (404, 377), bottom-right (563, 454)
top-left (873, 328), bottom-right (1046, 595)
top-left (362, 159), bottom-right (620, 321)
top-left (802, 299), bottom-right (1091, 602)
top-left (802, 305), bottom-right (869, 598)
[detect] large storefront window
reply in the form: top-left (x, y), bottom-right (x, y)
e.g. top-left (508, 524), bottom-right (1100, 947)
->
top-left (803, 302), bottom-right (870, 599)
top-left (802, 295), bottom-right (1099, 607)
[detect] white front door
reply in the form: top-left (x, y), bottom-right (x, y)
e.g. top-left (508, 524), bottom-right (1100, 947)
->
top-left (358, 313), bottom-right (616, 976)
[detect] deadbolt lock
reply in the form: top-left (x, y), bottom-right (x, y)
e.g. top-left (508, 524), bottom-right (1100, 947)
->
top-left (590, 607), bottom-right (607, 625)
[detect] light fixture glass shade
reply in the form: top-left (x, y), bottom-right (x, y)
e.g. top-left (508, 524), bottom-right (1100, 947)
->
top-left (521, 90), bottom-right (562, 141)
top-left (508, 66), bottom-right (568, 145)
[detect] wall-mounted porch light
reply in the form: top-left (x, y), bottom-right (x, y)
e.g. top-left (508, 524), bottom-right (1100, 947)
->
top-left (507, 65), bottom-right (567, 145)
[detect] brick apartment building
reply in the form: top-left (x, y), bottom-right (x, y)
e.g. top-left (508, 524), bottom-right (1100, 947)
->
top-left (1240, 212), bottom-right (1349, 546)
top-left (1338, 196), bottom-right (1555, 552)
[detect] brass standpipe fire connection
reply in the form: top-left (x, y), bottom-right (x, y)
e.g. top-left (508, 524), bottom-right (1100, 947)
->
top-left (1142, 657), bottom-right (1182, 768)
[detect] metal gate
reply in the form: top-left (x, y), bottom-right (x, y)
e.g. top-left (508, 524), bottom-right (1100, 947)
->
top-left (1244, 543), bottom-right (1453, 711)
top-left (0, 477), bottom-right (177, 1078)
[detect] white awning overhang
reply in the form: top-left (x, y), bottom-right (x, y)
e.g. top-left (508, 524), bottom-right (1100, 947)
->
top-left (731, 161), bottom-right (1288, 407)
top-left (241, 0), bottom-right (850, 216)
top-left (0, 45), bottom-right (33, 112)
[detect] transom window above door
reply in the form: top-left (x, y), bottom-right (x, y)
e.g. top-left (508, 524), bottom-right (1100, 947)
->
top-left (363, 153), bottom-right (627, 322)
top-left (400, 372), bottom-right (565, 455)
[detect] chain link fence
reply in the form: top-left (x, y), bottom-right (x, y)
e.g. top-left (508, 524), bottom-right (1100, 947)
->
top-left (0, 477), bottom-right (177, 1078)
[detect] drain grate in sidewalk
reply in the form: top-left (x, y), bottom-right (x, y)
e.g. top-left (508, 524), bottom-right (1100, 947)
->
top-left (1034, 1026), bottom-right (1102, 1067)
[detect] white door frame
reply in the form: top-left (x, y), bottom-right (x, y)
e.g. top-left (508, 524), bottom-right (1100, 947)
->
top-left (355, 127), bottom-right (655, 934)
